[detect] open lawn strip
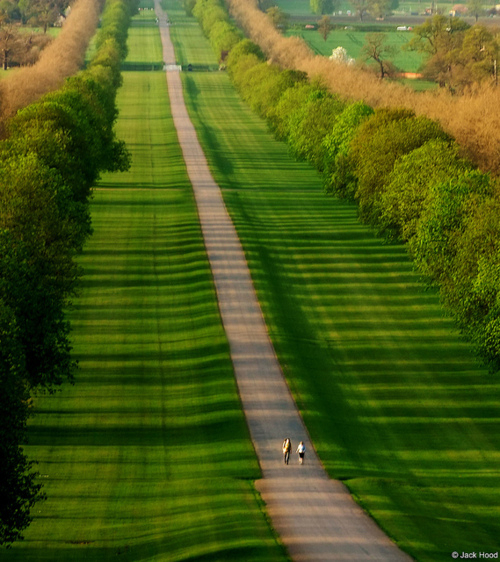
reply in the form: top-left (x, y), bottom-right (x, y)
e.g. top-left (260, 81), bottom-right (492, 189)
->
top-left (166, 2), bottom-right (500, 560)
top-left (2, 12), bottom-right (287, 562)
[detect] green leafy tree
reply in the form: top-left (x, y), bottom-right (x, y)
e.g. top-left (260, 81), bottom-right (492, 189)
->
top-left (451, 25), bottom-right (499, 90)
top-left (266, 80), bottom-right (315, 140)
top-left (240, 63), bottom-right (306, 120)
top-left (192, 0), bottom-right (228, 37)
top-left (407, 15), bottom-right (470, 56)
top-left (184, 0), bottom-right (197, 15)
top-left (208, 20), bottom-right (241, 61)
top-left (0, 300), bottom-right (44, 546)
top-left (350, 108), bottom-right (449, 225)
top-left (406, 15), bottom-right (470, 88)
top-left (287, 87), bottom-right (345, 170)
top-left (409, 170), bottom-right (491, 285)
top-left (322, 101), bottom-right (373, 200)
top-left (0, 152), bottom-right (79, 391)
top-left (379, 138), bottom-right (469, 243)
top-left (441, 192), bottom-right (500, 370)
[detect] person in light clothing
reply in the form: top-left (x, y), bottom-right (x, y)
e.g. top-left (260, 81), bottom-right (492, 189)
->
top-left (296, 441), bottom-right (305, 464)
top-left (282, 438), bottom-right (292, 464)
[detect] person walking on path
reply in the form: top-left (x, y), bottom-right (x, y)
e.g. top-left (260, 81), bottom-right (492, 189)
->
top-left (282, 438), bottom-right (292, 465)
top-left (296, 441), bottom-right (306, 464)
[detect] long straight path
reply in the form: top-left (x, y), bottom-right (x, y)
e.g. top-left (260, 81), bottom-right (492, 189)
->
top-left (155, 4), bottom-right (413, 560)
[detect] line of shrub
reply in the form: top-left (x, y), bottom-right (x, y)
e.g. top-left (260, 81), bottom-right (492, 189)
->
top-left (190, 0), bottom-right (500, 373)
top-left (0, 0), bottom-right (137, 547)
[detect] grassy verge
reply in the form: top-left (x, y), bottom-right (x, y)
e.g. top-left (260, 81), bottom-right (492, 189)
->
top-left (167, 1), bottom-right (500, 559)
top-left (2, 14), bottom-right (287, 562)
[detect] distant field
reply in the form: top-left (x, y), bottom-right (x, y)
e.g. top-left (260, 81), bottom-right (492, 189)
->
top-left (2, 14), bottom-right (286, 562)
top-left (168, 1), bottom-right (500, 559)
top-left (287, 27), bottom-right (424, 72)
top-left (276, 0), bottom-right (479, 17)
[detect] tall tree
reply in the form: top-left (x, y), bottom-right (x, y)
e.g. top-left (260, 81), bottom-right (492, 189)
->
top-left (317, 15), bottom-right (333, 41)
top-left (406, 15), bottom-right (470, 89)
top-left (0, 23), bottom-right (21, 69)
top-left (406, 14), bottom-right (470, 56)
top-left (361, 32), bottom-right (396, 78)
top-left (453, 25), bottom-right (499, 89)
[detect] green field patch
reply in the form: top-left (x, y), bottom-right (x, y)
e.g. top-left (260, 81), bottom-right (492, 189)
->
top-left (168, 3), bottom-right (500, 559)
top-left (287, 27), bottom-right (424, 73)
top-left (121, 16), bottom-right (164, 68)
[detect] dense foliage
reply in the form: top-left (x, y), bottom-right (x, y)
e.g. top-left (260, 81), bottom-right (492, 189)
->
top-left (0, 0), bottom-right (135, 546)
top-left (192, 0), bottom-right (500, 372)
top-left (406, 15), bottom-right (500, 93)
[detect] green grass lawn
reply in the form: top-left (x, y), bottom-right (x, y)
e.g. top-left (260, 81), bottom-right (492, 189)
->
top-left (2, 15), bottom-right (287, 562)
top-left (167, 1), bottom-right (500, 559)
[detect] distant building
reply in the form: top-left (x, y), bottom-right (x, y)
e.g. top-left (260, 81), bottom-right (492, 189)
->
top-left (449, 4), bottom-right (468, 16)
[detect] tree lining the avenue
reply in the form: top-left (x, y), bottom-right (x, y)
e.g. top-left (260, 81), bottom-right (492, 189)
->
top-left (0, 0), bottom-right (134, 546)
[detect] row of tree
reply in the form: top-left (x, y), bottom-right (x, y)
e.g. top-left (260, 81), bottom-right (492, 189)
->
top-left (0, 0), bottom-right (136, 547)
top-left (190, 0), bottom-right (500, 373)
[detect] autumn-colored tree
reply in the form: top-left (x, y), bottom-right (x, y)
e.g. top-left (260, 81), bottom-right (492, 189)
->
top-left (0, 23), bottom-right (21, 69)
top-left (317, 15), bottom-right (333, 42)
